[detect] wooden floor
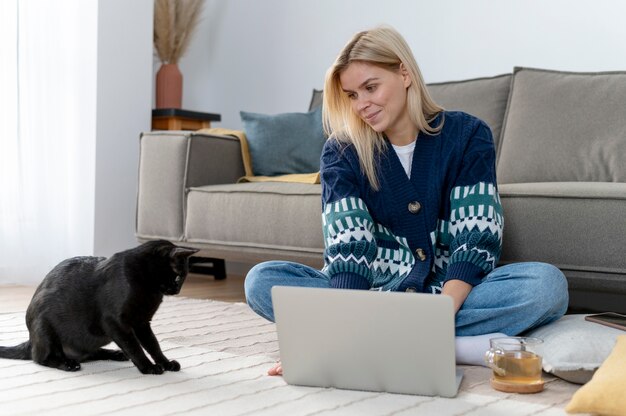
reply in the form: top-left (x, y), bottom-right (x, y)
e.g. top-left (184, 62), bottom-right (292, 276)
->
top-left (0, 272), bottom-right (247, 314)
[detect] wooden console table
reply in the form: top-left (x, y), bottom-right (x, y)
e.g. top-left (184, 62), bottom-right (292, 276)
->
top-left (152, 108), bottom-right (221, 131)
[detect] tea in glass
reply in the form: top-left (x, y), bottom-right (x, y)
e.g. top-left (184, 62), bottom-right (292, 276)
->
top-left (485, 337), bottom-right (544, 393)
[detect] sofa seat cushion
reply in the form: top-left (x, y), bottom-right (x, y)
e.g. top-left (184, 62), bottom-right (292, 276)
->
top-left (185, 182), bottom-right (324, 252)
top-left (499, 181), bottom-right (626, 287)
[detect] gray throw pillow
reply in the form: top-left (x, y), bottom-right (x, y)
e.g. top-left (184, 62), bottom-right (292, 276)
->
top-left (525, 314), bottom-right (623, 384)
top-left (240, 106), bottom-right (326, 177)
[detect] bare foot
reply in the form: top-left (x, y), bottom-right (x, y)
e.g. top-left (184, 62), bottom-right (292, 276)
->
top-left (268, 361), bottom-right (283, 376)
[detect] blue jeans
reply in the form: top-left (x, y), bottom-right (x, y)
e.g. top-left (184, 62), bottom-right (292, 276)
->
top-left (244, 261), bottom-right (569, 336)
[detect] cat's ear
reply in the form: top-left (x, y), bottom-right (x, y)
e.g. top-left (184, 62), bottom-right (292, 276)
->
top-left (169, 247), bottom-right (199, 259)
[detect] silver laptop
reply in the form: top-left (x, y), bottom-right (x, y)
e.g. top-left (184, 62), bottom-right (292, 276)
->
top-left (272, 286), bottom-right (463, 397)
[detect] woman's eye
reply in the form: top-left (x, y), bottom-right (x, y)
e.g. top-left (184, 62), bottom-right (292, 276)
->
top-left (366, 85), bottom-right (377, 92)
top-left (347, 92), bottom-right (357, 100)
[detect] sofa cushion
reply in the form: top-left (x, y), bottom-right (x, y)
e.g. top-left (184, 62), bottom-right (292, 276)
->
top-left (524, 314), bottom-right (623, 384)
top-left (499, 181), bottom-right (626, 271)
top-left (185, 182), bottom-right (325, 252)
top-left (498, 181), bottom-right (626, 311)
top-left (497, 67), bottom-right (626, 184)
top-left (240, 107), bottom-right (326, 177)
top-left (309, 74), bottom-right (512, 150)
top-left (427, 74), bottom-right (512, 151)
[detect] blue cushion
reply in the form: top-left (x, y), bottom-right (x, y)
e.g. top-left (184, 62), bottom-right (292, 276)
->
top-left (240, 106), bottom-right (326, 177)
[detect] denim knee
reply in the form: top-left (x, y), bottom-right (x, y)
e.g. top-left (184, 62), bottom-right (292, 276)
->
top-left (526, 262), bottom-right (569, 326)
top-left (244, 261), bottom-right (279, 304)
top-left (537, 263), bottom-right (568, 305)
top-left (456, 261), bottom-right (569, 335)
top-left (243, 262), bottom-right (262, 300)
top-left (244, 261), bottom-right (330, 322)
top-left (244, 261), bottom-right (284, 322)
top-left (552, 266), bottom-right (569, 312)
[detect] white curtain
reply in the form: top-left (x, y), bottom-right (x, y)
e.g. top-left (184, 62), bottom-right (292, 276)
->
top-left (0, 0), bottom-right (97, 284)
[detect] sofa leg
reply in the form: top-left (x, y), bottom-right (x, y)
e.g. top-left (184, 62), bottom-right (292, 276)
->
top-left (189, 257), bottom-right (227, 280)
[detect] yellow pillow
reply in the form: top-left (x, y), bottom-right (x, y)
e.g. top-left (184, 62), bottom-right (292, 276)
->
top-left (566, 335), bottom-right (626, 415)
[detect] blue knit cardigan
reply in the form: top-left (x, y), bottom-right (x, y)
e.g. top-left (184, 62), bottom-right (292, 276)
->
top-left (320, 111), bottom-right (503, 293)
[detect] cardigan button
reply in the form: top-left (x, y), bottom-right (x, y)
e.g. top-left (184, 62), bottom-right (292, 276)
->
top-left (405, 287), bottom-right (417, 293)
top-left (408, 201), bottom-right (421, 214)
top-left (415, 248), bottom-right (427, 261)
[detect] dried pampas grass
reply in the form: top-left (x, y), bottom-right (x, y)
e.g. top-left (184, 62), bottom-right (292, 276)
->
top-left (154, 0), bottom-right (204, 64)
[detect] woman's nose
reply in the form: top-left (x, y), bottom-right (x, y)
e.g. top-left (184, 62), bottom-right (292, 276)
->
top-left (356, 97), bottom-right (370, 112)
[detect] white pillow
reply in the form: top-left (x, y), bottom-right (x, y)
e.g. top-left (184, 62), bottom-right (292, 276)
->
top-left (525, 314), bottom-right (623, 384)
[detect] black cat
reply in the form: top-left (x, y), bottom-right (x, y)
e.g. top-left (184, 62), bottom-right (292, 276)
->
top-left (0, 240), bottom-right (198, 374)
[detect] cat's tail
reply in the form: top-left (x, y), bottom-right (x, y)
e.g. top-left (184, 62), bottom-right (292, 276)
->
top-left (0, 341), bottom-right (32, 360)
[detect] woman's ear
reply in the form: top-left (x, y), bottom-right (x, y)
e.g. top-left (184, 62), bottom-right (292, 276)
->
top-left (399, 63), bottom-right (412, 88)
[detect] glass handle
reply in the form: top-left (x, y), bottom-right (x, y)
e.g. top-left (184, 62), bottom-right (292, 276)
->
top-left (484, 348), bottom-right (506, 376)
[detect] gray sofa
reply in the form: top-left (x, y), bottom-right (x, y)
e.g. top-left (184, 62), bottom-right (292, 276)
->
top-left (136, 67), bottom-right (626, 314)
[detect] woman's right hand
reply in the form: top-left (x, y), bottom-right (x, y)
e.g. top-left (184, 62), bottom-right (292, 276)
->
top-left (268, 361), bottom-right (283, 376)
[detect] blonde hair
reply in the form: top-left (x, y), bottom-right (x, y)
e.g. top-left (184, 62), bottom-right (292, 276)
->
top-left (323, 26), bottom-right (443, 190)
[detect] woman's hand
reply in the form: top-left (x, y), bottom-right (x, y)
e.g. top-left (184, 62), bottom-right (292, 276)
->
top-left (442, 279), bottom-right (472, 314)
top-left (268, 361), bottom-right (283, 376)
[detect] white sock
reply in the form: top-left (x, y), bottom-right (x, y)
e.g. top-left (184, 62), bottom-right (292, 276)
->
top-left (455, 333), bottom-right (506, 367)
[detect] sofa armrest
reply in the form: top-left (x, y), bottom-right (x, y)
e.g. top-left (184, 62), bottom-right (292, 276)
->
top-left (136, 131), bottom-right (245, 241)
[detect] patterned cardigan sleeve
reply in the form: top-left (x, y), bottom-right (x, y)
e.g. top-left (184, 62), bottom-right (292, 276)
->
top-left (445, 120), bottom-right (504, 287)
top-left (319, 139), bottom-right (378, 289)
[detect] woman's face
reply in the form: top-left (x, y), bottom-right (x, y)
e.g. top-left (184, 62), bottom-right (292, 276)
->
top-left (339, 61), bottom-right (412, 136)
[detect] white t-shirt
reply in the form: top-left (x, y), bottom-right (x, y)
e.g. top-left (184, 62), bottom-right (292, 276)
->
top-left (391, 140), bottom-right (416, 178)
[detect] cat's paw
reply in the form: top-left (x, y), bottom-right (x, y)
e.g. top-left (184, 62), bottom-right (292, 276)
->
top-left (139, 363), bottom-right (165, 375)
top-left (162, 360), bottom-right (180, 372)
top-left (63, 360), bottom-right (81, 372)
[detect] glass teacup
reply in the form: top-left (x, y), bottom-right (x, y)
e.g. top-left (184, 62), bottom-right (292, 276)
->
top-left (484, 337), bottom-right (544, 393)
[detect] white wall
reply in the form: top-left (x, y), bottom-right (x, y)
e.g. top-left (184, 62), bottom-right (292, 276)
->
top-left (94, 0), bottom-right (153, 257)
top-left (177, 0), bottom-right (626, 130)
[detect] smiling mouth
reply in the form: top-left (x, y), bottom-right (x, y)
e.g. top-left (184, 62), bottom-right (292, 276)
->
top-left (364, 111), bottom-right (381, 122)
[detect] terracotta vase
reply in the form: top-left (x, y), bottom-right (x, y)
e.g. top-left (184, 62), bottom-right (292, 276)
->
top-left (156, 63), bottom-right (183, 109)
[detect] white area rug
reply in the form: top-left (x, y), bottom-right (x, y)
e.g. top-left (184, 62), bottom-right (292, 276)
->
top-left (0, 297), bottom-right (579, 415)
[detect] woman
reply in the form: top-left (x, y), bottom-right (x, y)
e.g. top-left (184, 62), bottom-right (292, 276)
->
top-left (245, 26), bottom-right (568, 376)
